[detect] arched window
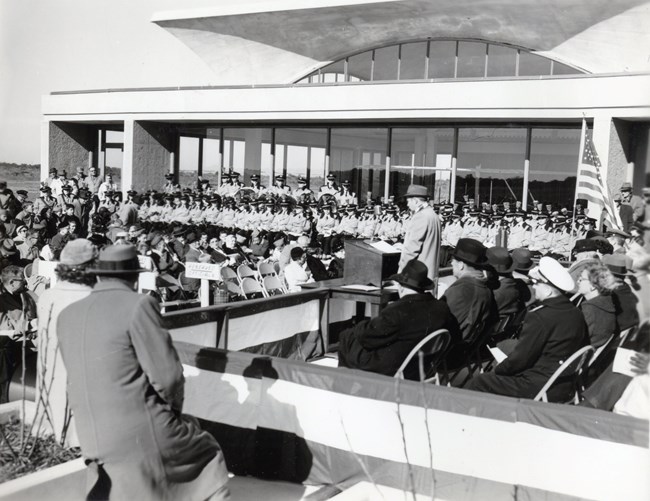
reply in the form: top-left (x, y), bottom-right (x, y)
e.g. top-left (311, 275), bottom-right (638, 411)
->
top-left (296, 39), bottom-right (584, 84)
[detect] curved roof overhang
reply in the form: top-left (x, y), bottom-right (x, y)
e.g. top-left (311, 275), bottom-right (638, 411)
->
top-left (152, 0), bottom-right (650, 85)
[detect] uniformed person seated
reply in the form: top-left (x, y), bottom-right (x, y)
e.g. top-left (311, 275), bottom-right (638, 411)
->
top-left (465, 256), bottom-right (588, 402)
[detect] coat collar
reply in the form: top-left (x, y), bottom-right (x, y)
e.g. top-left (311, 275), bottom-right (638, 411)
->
top-left (92, 280), bottom-right (136, 294)
top-left (540, 294), bottom-right (576, 310)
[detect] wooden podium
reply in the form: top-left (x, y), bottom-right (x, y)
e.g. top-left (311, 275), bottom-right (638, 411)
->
top-left (343, 239), bottom-right (400, 286)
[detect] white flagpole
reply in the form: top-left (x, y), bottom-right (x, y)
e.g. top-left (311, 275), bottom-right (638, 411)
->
top-left (571, 117), bottom-right (587, 235)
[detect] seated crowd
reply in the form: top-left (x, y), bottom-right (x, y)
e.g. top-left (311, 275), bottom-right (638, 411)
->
top-left (0, 172), bottom-right (649, 418)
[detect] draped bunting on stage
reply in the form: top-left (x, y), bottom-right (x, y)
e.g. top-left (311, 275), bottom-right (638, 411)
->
top-left (176, 343), bottom-right (649, 501)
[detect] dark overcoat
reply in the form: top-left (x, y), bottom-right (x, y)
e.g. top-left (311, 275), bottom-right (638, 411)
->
top-left (465, 295), bottom-right (588, 401)
top-left (57, 281), bottom-right (228, 501)
top-left (338, 293), bottom-right (450, 378)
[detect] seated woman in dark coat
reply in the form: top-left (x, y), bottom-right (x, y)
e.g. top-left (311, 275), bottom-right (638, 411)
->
top-left (577, 263), bottom-right (618, 348)
top-left (338, 260), bottom-right (451, 379)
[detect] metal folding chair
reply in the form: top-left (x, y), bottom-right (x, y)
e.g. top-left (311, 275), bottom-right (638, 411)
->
top-left (394, 329), bottom-right (451, 384)
top-left (534, 345), bottom-right (595, 403)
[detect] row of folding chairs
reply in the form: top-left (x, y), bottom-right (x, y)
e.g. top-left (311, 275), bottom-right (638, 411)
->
top-left (220, 263), bottom-right (288, 300)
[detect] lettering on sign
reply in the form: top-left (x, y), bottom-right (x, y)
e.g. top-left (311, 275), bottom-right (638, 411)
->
top-left (185, 261), bottom-right (222, 281)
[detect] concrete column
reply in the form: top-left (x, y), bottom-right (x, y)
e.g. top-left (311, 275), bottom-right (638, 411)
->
top-left (122, 120), bottom-right (134, 197)
top-left (244, 129), bottom-right (263, 180)
top-left (129, 121), bottom-right (177, 193)
top-left (607, 119), bottom-right (633, 194)
top-left (47, 122), bottom-right (96, 181)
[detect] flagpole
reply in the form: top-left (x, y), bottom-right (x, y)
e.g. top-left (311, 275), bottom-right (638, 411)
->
top-left (571, 117), bottom-right (587, 236)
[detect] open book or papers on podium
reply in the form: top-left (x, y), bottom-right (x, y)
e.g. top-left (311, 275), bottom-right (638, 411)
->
top-left (340, 284), bottom-right (380, 292)
top-left (368, 240), bottom-right (399, 253)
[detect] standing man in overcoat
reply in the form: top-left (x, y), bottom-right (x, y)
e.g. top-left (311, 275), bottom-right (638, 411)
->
top-left (57, 245), bottom-right (229, 500)
top-left (398, 184), bottom-right (441, 285)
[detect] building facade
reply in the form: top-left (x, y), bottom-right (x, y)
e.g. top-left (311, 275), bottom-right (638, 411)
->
top-left (42, 0), bottom-right (650, 209)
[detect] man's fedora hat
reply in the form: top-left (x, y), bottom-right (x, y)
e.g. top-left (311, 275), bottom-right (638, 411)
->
top-left (602, 254), bottom-right (634, 277)
top-left (403, 184), bottom-right (429, 199)
top-left (88, 244), bottom-right (147, 275)
top-left (486, 246), bottom-right (515, 274)
top-left (511, 248), bottom-right (535, 272)
top-left (389, 259), bottom-right (433, 292)
top-left (620, 182), bottom-right (633, 192)
top-left (452, 238), bottom-right (488, 267)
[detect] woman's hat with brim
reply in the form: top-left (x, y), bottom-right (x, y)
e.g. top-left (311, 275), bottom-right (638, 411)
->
top-left (451, 238), bottom-right (488, 267)
top-left (403, 184), bottom-right (429, 199)
top-left (388, 259), bottom-right (433, 292)
top-left (486, 246), bottom-right (515, 274)
top-left (87, 244), bottom-right (147, 275)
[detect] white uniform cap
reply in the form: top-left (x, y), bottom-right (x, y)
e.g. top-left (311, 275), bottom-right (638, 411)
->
top-left (530, 256), bottom-right (575, 292)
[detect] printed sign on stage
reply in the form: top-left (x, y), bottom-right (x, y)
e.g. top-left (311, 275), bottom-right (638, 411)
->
top-left (185, 261), bottom-right (222, 281)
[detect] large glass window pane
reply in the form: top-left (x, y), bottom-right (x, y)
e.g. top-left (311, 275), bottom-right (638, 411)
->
top-left (373, 45), bottom-right (399, 81)
top-left (487, 44), bottom-right (516, 77)
top-left (456, 128), bottom-right (527, 207)
top-left (457, 41), bottom-right (486, 78)
top-left (274, 128), bottom-right (328, 190)
top-left (202, 137), bottom-right (221, 187)
top-left (223, 128), bottom-right (273, 185)
top-left (391, 128), bottom-right (455, 202)
top-left (519, 51), bottom-right (551, 76)
top-left (428, 41), bottom-right (456, 79)
top-left (330, 128), bottom-right (388, 204)
top-left (319, 60), bottom-right (345, 82)
top-left (552, 61), bottom-right (581, 75)
top-left (179, 136), bottom-right (199, 186)
top-left (105, 130), bottom-right (124, 143)
top-left (529, 128), bottom-right (581, 209)
top-left (347, 50), bottom-right (373, 81)
top-left (399, 42), bottom-right (427, 80)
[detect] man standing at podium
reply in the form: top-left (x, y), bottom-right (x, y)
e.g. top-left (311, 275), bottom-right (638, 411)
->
top-left (398, 184), bottom-right (440, 285)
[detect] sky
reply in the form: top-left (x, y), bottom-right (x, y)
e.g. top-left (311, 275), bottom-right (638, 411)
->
top-left (0, 0), bottom-right (264, 165)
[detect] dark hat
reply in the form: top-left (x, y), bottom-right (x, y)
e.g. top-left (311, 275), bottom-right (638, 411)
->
top-left (326, 173), bottom-right (336, 180)
top-left (487, 246), bottom-right (515, 274)
top-left (342, 179), bottom-right (351, 186)
top-left (389, 259), bottom-right (433, 292)
top-left (0, 239), bottom-right (17, 257)
top-left (40, 186), bottom-right (51, 193)
top-left (297, 176), bottom-right (307, 184)
top-left (275, 175), bottom-right (285, 181)
top-left (172, 226), bottom-right (187, 237)
top-left (87, 244), bottom-right (147, 275)
top-left (61, 184), bottom-right (72, 191)
top-left (511, 248), bottom-right (535, 272)
top-left (332, 240), bottom-right (345, 253)
top-left (16, 190), bottom-right (28, 197)
top-left (250, 174), bottom-right (260, 181)
top-left (573, 238), bottom-right (599, 254)
top-left (78, 189), bottom-right (90, 199)
top-left (451, 238), bottom-right (488, 267)
top-left (403, 184), bottom-right (429, 199)
top-left (164, 173), bottom-right (174, 180)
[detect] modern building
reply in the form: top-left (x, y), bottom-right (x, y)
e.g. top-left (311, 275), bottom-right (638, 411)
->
top-left (42, 0), bottom-right (650, 210)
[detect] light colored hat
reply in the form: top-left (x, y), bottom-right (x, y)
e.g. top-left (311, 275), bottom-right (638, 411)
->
top-left (403, 184), bottom-right (429, 199)
top-left (60, 239), bottom-right (97, 265)
top-left (620, 182), bottom-right (633, 192)
top-left (530, 256), bottom-right (574, 292)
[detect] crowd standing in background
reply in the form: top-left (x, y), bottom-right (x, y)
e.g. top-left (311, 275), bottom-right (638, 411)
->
top-left (0, 169), bottom-right (649, 416)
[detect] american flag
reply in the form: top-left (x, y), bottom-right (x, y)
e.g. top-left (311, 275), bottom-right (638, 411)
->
top-left (575, 125), bottom-right (622, 230)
